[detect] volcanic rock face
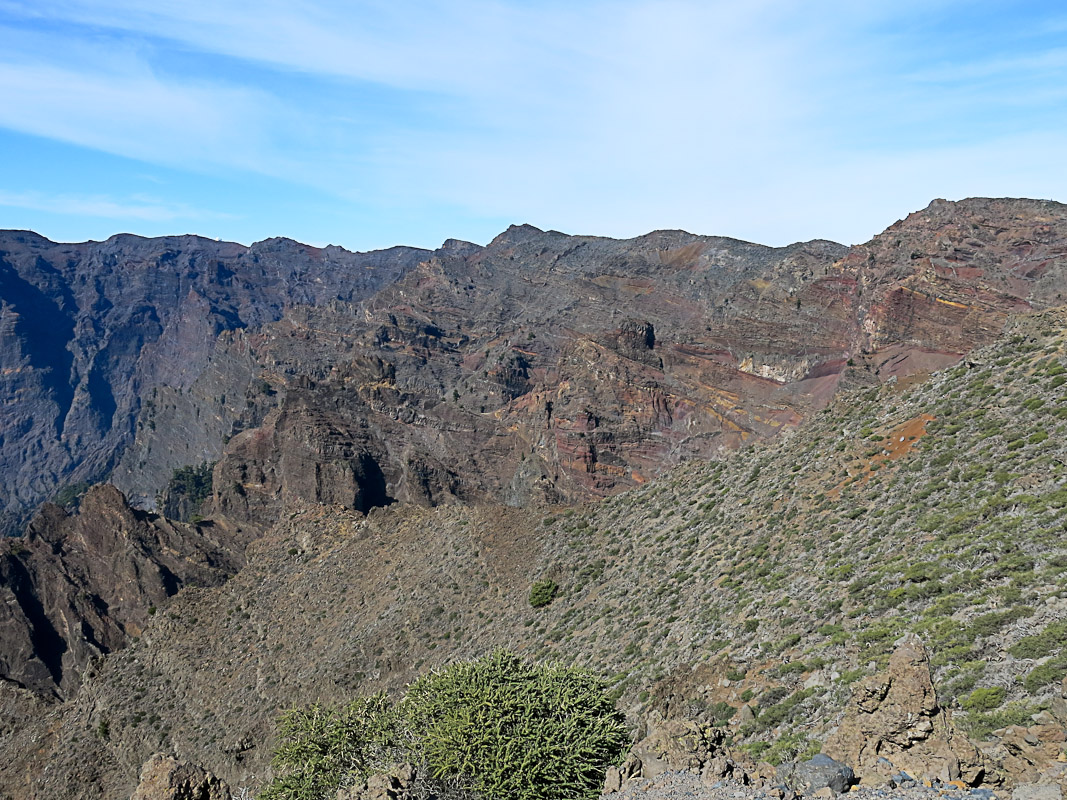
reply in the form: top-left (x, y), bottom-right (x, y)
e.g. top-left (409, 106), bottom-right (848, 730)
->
top-left (0, 232), bottom-right (430, 534)
top-left (217, 198), bottom-right (1067, 523)
top-left (13, 302), bottom-right (1067, 798)
top-left (2, 198), bottom-right (1067, 700)
top-left (130, 754), bottom-right (230, 800)
top-left (0, 485), bottom-right (256, 698)
top-left (5, 199), bottom-right (1067, 533)
top-left (847, 197), bottom-right (1067, 376)
top-left (6, 198), bottom-right (1067, 534)
top-left (193, 227), bottom-right (855, 521)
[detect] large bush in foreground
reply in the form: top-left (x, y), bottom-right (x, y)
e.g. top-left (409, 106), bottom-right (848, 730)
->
top-left (261, 651), bottom-right (629, 800)
top-left (401, 650), bottom-right (629, 800)
top-left (260, 693), bottom-right (396, 800)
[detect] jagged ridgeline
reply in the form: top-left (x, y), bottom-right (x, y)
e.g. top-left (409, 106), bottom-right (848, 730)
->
top-left (7, 306), bottom-right (1067, 798)
top-left (6, 197), bottom-right (1067, 542)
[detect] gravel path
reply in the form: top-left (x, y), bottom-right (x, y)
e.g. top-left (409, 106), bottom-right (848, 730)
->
top-left (605, 772), bottom-right (1003, 800)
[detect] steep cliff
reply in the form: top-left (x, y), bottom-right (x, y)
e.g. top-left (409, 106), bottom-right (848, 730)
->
top-left (0, 485), bottom-right (257, 699)
top-left (0, 232), bottom-right (429, 533)
top-left (6, 200), bottom-right (1067, 535)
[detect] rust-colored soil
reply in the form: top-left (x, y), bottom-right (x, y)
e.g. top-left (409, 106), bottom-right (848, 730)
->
top-left (830, 413), bottom-right (935, 496)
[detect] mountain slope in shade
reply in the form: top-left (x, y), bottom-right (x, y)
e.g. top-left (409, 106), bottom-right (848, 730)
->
top-left (0, 485), bottom-right (256, 699)
top-left (0, 233), bottom-right (430, 534)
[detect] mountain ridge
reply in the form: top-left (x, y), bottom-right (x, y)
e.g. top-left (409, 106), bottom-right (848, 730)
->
top-left (5, 197), bottom-right (1067, 797)
top-left (7, 196), bottom-right (1066, 535)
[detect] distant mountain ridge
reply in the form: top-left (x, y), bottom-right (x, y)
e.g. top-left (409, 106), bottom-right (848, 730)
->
top-left (4, 198), bottom-right (1067, 798)
top-left (0, 232), bottom-right (430, 534)
top-left (5, 198), bottom-right (1067, 539)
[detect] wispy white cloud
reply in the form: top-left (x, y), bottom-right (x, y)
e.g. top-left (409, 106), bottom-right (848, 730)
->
top-left (0, 0), bottom-right (1063, 247)
top-left (0, 189), bottom-right (232, 221)
top-left (0, 58), bottom-right (281, 173)
top-left (0, 0), bottom-right (541, 92)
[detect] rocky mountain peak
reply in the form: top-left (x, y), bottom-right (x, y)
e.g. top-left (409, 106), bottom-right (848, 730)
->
top-left (5, 200), bottom-right (1067, 798)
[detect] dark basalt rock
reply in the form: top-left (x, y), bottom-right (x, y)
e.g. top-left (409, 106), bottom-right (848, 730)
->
top-left (0, 233), bottom-right (429, 534)
top-left (0, 485), bottom-right (257, 698)
top-left (7, 198), bottom-right (1067, 535)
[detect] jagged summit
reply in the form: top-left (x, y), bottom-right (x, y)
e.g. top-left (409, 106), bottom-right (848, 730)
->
top-left (5, 199), bottom-right (1067, 798)
top-left (3, 198), bottom-right (1067, 536)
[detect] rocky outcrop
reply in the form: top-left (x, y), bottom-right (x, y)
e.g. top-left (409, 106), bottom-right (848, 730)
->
top-left (191, 198), bottom-right (1067, 524)
top-left (776, 754), bottom-right (856, 794)
top-left (974, 678), bottom-right (1067, 790)
top-left (130, 754), bottom-right (230, 800)
top-left (618, 716), bottom-right (745, 790)
top-left (824, 635), bottom-right (984, 786)
top-left (0, 485), bottom-right (256, 697)
top-left (7, 199), bottom-right (1067, 530)
top-left (0, 232), bottom-right (429, 533)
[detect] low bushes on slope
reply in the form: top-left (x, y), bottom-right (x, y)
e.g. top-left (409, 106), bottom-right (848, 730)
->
top-left (261, 650), bottom-right (629, 800)
top-left (513, 308), bottom-right (1067, 755)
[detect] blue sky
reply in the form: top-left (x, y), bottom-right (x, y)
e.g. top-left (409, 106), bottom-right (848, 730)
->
top-left (0, 1), bottom-right (1065, 251)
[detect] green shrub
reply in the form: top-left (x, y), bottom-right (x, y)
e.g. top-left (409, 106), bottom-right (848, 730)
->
top-left (53, 481), bottom-right (92, 510)
top-left (709, 701), bottom-right (736, 725)
top-left (529, 580), bottom-right (559, 608)
top-left (158, 462), bottom-right (215, 513)
top-left (263, 653), bottom-right (628, 800)
top-left (763, 732), bottom-right (820, 766)
top-left (959, 701), bottom-right (1039, 739)
top-left (1024, 659), bottom-right (1067, 694)
top-left (401, 650), bottom-right (629, 800)
top-left (261, 694), bottom-right (396, 800)
top-left (1010, 621), bottom-right (1067, 659)
top-left (774, 633), bottom-right (802, 653)
top-left (754, 688), bottom-right (816, 730)
top-left (961, 687), bottom-right (1006, 712)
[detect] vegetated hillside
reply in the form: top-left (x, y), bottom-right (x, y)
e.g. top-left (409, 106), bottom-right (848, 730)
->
top-left (533, 306), bottom-right (1067, 756)
top-left (7, 307), bottom-right (1067, 799)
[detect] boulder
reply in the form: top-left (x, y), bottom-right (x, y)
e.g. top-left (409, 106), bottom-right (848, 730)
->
top-left (130, 754), bottom-right (230, 800)
top-left (823, 634), bottom-right (984, 786)
top-left (777, 754), bottom-right (856, 794)
top-left (627, 717), bottom-right (742, 782)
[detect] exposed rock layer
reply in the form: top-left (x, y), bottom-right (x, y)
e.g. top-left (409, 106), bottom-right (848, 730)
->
top-left (6, 199), bottom-right (1067, 533)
